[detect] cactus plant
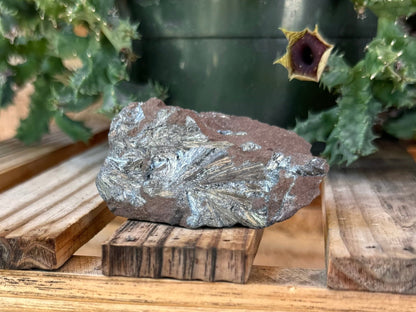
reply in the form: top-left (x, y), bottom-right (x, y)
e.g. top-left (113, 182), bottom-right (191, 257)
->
top-left (0, 0), bottom-right (167, 144)
top-left (276, 0), bottom-right (416, 165)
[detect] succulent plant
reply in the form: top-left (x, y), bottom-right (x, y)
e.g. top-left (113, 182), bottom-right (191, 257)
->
top-left (276, 0), bottom-right (416, 165)
top-left (0, 0), bottom-right (167, 144)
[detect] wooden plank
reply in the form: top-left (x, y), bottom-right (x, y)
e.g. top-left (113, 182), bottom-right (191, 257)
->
top-left (0, 120), bottom-right (109, 192)
top-left (77, 207), bottom-right (325, 269)
top-left (77, 202), bottom-right (325, 269)
top-left (0, 256), bottom-right (415, 312)
top-left (323, 142), bottom-right (416, 294)
top-left (0, 144), bottom-right (114, 270)
top-left (102, 220), bottom-right (263, 283)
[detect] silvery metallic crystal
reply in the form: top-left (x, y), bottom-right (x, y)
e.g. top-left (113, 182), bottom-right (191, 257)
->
top-left (96, 98), bottom-right (328, 228)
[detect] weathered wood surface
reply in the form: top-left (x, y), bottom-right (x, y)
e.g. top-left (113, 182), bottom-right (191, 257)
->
top-left (77, 206), bottom-right (325, 269)
top-left (0, 121), bottom-right (108, 192)
top-left (0, 144), bottom-right (114, 270)
top-left (102, 220), bottom-right (263, 283)
top-left (1, 255), bottom-right (415, 312)
top-left (323, 141), bottom-right (416, 294)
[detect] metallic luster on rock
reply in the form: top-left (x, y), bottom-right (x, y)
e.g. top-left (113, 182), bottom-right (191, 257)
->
top-left (241, 141), bottom-right (262, 152)
top-left (96, 98), bottom-right (329, 228)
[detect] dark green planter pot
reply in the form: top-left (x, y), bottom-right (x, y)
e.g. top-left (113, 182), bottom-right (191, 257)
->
top-left (128, 0), bottom-right (377, 128)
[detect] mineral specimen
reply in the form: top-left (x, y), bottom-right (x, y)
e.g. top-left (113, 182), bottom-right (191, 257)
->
top-left (96, 98), bottom-right (328, 228)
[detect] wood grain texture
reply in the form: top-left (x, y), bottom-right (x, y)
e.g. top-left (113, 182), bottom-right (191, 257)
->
top-left (323, 141), bottom-right (416, 294)
top-left (0, 144), bottom-right (114, 270)
top-left (102, 220), bottom-right (263, 283)
top-left (0, 120), bottom-right (109, 192)
top-left (0, 256), bottom-right (415, 312)
top-left (80, 203), bottom-right (325, 268)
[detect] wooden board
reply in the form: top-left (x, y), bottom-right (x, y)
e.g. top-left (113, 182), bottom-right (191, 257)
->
top-left (323, 142), bottom-right (416, 294)
top-left (75, 206), bottom-right (325, 269)
top-left (1, 256), bottom-right (415, 312)
top-left (0, 120), bottom-right (109, 192)
top-left (102, 220), bottom-right (263, 283)
top-left (0, 144), bottom-right (114, 270)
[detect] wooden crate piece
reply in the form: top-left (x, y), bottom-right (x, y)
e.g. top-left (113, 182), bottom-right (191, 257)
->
top-left (0, 121), bottom-right (108, 192)
top-left (1, 256), bottom-right (416, 311)
top-left (102, 220), bottom-right (263, 283)
top-left (323, 142), bottom-right (416, 294)
top-left (0, 144), bottom-right (114, 270)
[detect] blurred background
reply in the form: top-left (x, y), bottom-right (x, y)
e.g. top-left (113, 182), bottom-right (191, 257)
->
top-left (128, 0), bottom-right (377, 128)
top-left (1, 0), bottom-right (378, 140)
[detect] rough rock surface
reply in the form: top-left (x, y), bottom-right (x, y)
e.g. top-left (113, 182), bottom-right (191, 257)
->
top-left (96, 98), bottom-right (328, 228)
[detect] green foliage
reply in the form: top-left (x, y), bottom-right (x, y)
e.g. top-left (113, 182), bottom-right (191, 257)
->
top-left (0, 0), bottom-right (164, 144)
top-left (15, 77), bottom-right (54, 144)
top-left (0, 72), bottom-right (13, 108)
top-left (99, 80), bottom-right (169, 118)
top-left (352, 0), bottom-right (416, 19)
top-left (319, 52), bottom-right (351, 92)
top-left (294, 107), bottom-right (339, 143)
top-left (293, 2), bottom-right (416, 165)
top-left (54, 112), bottom-right (92, 142)
top-left (384, 110), bottom-right (416, 139)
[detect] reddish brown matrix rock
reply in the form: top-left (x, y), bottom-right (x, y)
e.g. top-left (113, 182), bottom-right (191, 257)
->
top-left (96, 98), bottom-right (328, 228)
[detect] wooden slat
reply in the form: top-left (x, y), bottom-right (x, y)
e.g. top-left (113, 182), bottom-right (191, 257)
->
top-left (102, 220), bottom-right (263, 283)
top-left (323, 142), bottom-right (416, 294)
top-left (0, 144), bottom-right (114, 270)
top-left (0, 256), bottom-right (415, 312)
top-left (77, 203), bottom-right (325, 268)
top-left (0, 121), bottom-right (109, 192)
top-left (77, 207), bottom-right (325, 269)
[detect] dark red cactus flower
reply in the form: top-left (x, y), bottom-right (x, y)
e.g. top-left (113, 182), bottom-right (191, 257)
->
top-left (400, 13), bottom-right (416, 37)
top-left (274, 26), bottom-right (333, 82)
